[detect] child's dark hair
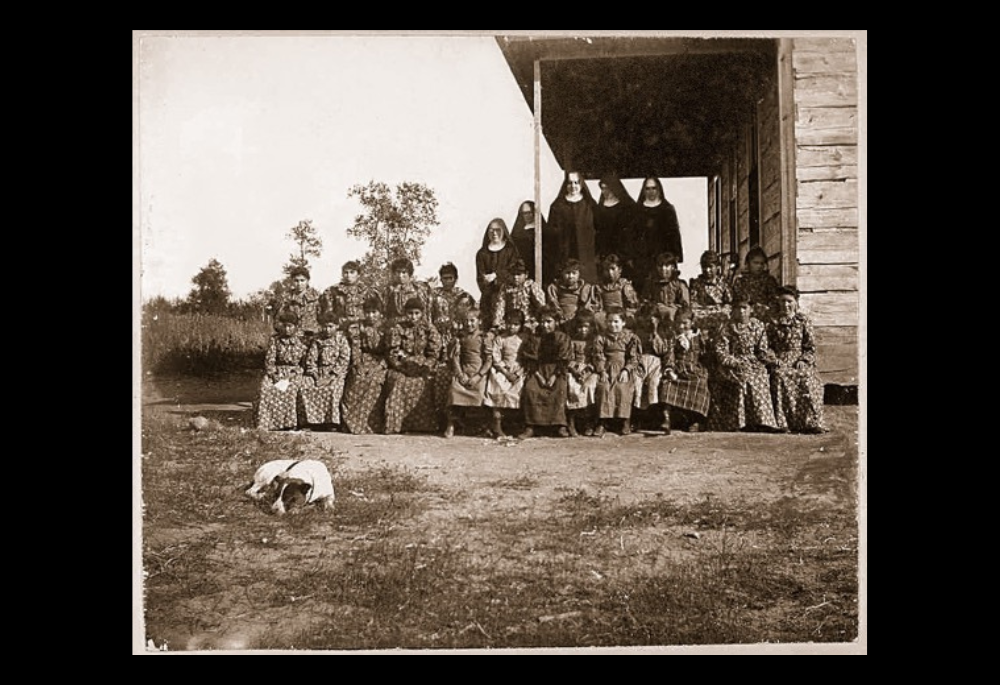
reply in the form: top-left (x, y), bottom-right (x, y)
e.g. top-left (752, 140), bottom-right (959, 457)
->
top-left (276, 310), bottom-right (300, 325)
top-left (569, 310), bottom-right (596, 336)
top-left (538, 305), bottom-right (561, 321)
top-left (673, 307), bottom-right (695, 326)
top-left (503, 309), bottom-right (525, 326)
top-left (699, 250), bottom-right (721, 268)
top-left (655, 252), bottom-right (679, 268)
top-left (288, 266), bottom-right (310, 280)
top-left (744, 246), bottom-right (769, 265)
top-left (604, 305), bottom-right (627, 322)
top-left (511, 259), bottom-right (528, 275)
top-left (317, 310), bottom-right (338, 325)
top-left (403, 297), bottom-right (424, 312)
top-left (560, 258), bottom-right (583, 275)
top-left (342, 260), bottom-right (361, 273)
top-left (439, 262), bottom-right (458, 278)
top-left (362, 296), bottom-right (383, 313)
top-left (776, 285), bottom-right (800, 300)
top-left (602, 253), bottom-right (623, 270)
top-left (390, 257), bottom-right (415, 275)
top-left (731, 294), bottom-right (751, 308)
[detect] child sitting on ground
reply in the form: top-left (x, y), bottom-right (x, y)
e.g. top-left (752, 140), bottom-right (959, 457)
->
top-left (444, 308), bottom-right (491, 438)
top-left (656, 307), bottom-right (711, 434)
top-left (484, 309), bottom-right (529, 438)
top-left (593, 307), bottom-right (642, 437)
top-left (565, 310), bottom-right (599, 437)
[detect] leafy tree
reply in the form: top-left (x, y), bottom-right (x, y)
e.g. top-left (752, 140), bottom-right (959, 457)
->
top-left (346, 181), bottom-right (439, 289)
top-left (283, 219), bottom-right (323, 277)
top-left (186, 258), bottom-right (231, 314)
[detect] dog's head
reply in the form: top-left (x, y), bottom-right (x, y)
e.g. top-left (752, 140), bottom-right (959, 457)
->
top-left (270, 478), bottom-right (312, 515)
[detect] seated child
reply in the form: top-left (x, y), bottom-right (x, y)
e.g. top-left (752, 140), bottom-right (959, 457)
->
top-left (254, 311), bottom-right (310, 431)
top-left (340, 297), bottom-right (388, 435)
top-left (444, 308), bottom-right (491, 438)
top-left (299, 310), bottom-right (352, 430)
top-left (565, 311), bottom-right (599, 437)
top-left (546, 258), bottom-right (598, 327)
top-left (384, 297), bottom-right (442, 434)
top-left (711, 295), bottom-right (779, 432)
top-left (519, 306), bottom-right (573, 438)
top-left (593, 307), bottom-right (642, 436)
top-left (484, 309), bottom-right (529, 438)
top-left (492, 259), bottom-right (546, 333)
top-left (641, 251), bottom-right (691, 325)
top-left (594, 253), bottom-right (639, 330)
top-left (656, 307), bottom-right (711, 434)
top-left (732, 246), bottom-right (779, 321)
top-left (766, 286), bottom-right (827, 433)
top-left (321, 260), bottom-right (378, 325)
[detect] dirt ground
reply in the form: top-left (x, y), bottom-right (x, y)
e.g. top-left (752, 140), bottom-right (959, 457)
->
top-left (136, 373), bottom-right (865, 653)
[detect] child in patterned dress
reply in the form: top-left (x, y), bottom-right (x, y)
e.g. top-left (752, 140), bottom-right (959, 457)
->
top-left (431, 262), bottom-right (477, 355)
top-left (492, 259), bottom-right (547, 333)
top-left (254, 311), bottom-right (310, 431)
top-left (546, 258), bottom-right (599, 328)
top-left (484, 309), bottom-right (528, 438)
top-left (766, 286), bottom-right (827, 433)
top-left (383, 257), bottom-right (433, 326)
top-left (340, 297), bottom-right (388, 435)
top-left (519, 306), bottom-right (574, 438)
top-left (299, 310), bottom-right (352, 431)
top-left (732, 246), bottom-right (779, 322)
top-left (320, 260), bottom-right (378, 325)
top-left (712, 295), bottom-right (779, 432)
top-left (690, 250), bottom-right (733, 340)
top-left (384, 297), bottom-right (443, 434)
top-left (275, 266), bottom-right (321, 338)
top-left (594, 253), bottom-right (640, 331)
top-left (641, 251), bottom-right (690, 326)
top-left (443, 308), bottom-right (492, 438)
top-left (656, 307), bottom-right (711, 434)
top-left (593, 307), bottom-right (642, 437)
top-left (565, 310), bottom-right (599, 437)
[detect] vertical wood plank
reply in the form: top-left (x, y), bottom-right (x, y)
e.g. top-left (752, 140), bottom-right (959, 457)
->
top-left (778, 38), bottom-right (798, 287)
top-left (533, 59), bottom-right (543, 286)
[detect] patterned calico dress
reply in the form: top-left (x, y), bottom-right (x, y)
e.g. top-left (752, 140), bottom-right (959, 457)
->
top-left (492, 279), bottom-right (547, 332)
top-left (277, 288), bottom-right (322, 336)
top-left (641, 277), bottom-right (691, 324)
top-left (382, 281), bottom-right (433, 325)
top-left (656, 331), bottom-right (711, 419)
top-left (431, 286), bottom-right (477, 362)
top-left (767, 313), bottom-right (826, 433)
top-left (447, 330), bottom-right (490, 407)
top-left (384, 320), bottom-right (442, 433)
top-left (299, 330), bottom-right (351, 425)
top-left (321, 283), bottom-right (378, 324)
top-left (594, 329), bottom-right (642, 419)
top-left (690, 275), bottom-right (733, 346)
top-left (521, 329), bottom-right (573, 426)
top-left (254, 334), bottom-right (309, 431)
top-left (712, 318), bottom-right (778, 431)
top-left (340, 324), bottom-right (388, 435)
top-left (631, 315), bottom-right (662, 409)
top-left (546, 281), bottom-right (599, 326)
top-left (732, 272), bottom-right (779, 322)
top-left (594, 278), bottom-right (640, 330)
top-left (565, 336), bottom-right (598, 410)
top-left (484, 332), bottom-right (527, 409)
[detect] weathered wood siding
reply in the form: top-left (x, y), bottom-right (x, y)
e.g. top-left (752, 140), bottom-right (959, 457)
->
top-left (792, 37), bottom-right (859, 385)
top-left (758, 69), bottom-right (783, 277)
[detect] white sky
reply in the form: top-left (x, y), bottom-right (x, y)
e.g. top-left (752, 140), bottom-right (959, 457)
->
top-left (137, 35), bottom-right (708, 301)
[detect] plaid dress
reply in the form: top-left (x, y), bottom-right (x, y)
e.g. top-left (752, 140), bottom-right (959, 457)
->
top-left (341, 325), bottom-right (388, 435)
top-left (712, 319), bottom-right (778, 431)
top-left (594, 330), bottom-right (641, 419)
top-left (566, 337), bottom-right (598, 410)
top-left (254, 334), bottom-right (309, 430)
top-left (484, 332), bottom-right (527, 409)
top-left (384, 321), bottom-right (442, 433)
top-left (767, 313), bottom-right (826, 433)
top-left (299, 330), bottom-right (351, 425)
top-left (522, 330), bottom-right (573, 426)
top-left (656, 332), bottom-right (711, 418)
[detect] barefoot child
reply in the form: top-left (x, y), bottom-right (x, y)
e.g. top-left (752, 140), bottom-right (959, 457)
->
top-left (565, 311), bottom-right (598, 437)
top-left (299, 310), bottom-right (352, 430)
top-left (444, 308), bottom-right (491, 438)
top-left (656, 307), bottom-right (711, 434)
top-left (520, 306), bottom-right (573, 438)
top-left (254, 311), bottom-right (309, 431)
top-left (593, 307), bottom-right (641, 437)
top-left (766, 286), bottom-right (827, 433)
top-left (484, 309), bottom-right (529, 437)
top-left (712, 296), bottom-right (778, 432)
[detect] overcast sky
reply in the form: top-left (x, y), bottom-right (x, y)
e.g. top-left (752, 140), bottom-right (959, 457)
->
top-left (137, 34), bottom-right (719, 301)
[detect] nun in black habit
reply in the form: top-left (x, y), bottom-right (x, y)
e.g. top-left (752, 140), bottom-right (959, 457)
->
top-left (634, 176), bottom-right (684, 292)
top-left (593, 174), bottom-right (640, 284)
top-left (510, 200), bottom-right (550, 283)
top-left (547, 170), bottom-right (598, 284)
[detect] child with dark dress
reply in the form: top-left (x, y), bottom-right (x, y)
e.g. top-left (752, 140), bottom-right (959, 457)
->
top-left (340, 298), bottom-right (388, 435)
top-left (384, 297), bottom-right (442, 434)
top-left (766, 286), bottom-right (827, 434)
top-left (732, 246), bottom-right (779, 322)
top-left (593, 307), bottom-right (642, 437)
top-left (299, 310), bottom-right (352, 431)
top-left (443, 308), bottom-right (492, 438)
top-left (546, 258), bottom-right (599, 328)
top-left (519, 306), bottom-right (574, 438)
top-left (254, 311), bottom-right (309, 431)
top-left (641, 251), bottom-right (690, 326)
top-left (320, 260), bottom-right (377, 325)
top-left (656, 307), bottom-right (711, 434)
top-left (484, 309), bottom-right (528, 438)
top-left (565, 310), bottom-right (599, 437)
top-left (712, 295), bottom-right (779, 432)
top-left (492, 259), bottom-right (547, 333)
top-left (594, 253), bottom-right (640, 331)
top-left (630, 302), bottom-right (663, 427)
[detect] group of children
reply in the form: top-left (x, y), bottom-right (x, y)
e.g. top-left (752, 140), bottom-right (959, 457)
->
top-left (253, 245), bottom-right (827, 437)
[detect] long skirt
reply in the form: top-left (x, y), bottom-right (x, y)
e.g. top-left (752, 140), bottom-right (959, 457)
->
top-left (659, 373), bottom-right (711, 418)
top-left (448, 374), bottom-right (487, 407)
top-left (632, 354), bottom-right (661, 409)
top-left (299, 374), bottom-right (348, 425)
top-left (340, 364), bottom-right (387, 434)
top-left (596, 377), bottom-right (636, 419)
top-left (384, 370), bottom-right (440, 433)
top-left (254, 377), bottom-right (303, 431)
top-left (710, 364), bottom-right (777, 431)
top-left (770, 366), bottom-right (826, 432)
top-left (523, 374), bottom-right (568, 426)
top-left (566, 372), bottom-right (598, 410)
top-left (484, 369), bottom-right (525, 409)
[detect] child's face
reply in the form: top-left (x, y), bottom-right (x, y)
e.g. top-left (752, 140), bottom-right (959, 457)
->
top-left (463, 312), bottom-right (480, 333)
top-left (504, 319), bottom-right (522, 336)
top-left (677, 318), bottom-right (694, 335)
top-left (748, 255), bottom-right (767, 274)
top-left (539, 316), bottom-right (557, 334)
top-left (364, 310), bottom-right (382, 327)
top-left (777, 294), bottom-right (798, 318)
top-left (562, 269), bottom-right (580, 286)
top-left (576, 321), bottom-right (592, 339)
top-left (406, 308), bottom-right (423, 324)
top-left (732, 303), bottom-right (752, 324)
top-left (347, 322), bottom-right (362, 338)
top-left (440, 273), bottom-right (457, 290)
top-left (278, 321), bottom-right (298, 337)
top-left (513, 272), bottom-right (527, 286)
top-left (320, 321), bottom-right (338, 338)
top-left (292, 275), bottom-right (309, 292)
top-left (603, 264), bottom-right (621, 282)
top-left (343, 269), bottom-right (359, 285)
top-left (393, 269), bottom-right (412, 285)
top-left (701, 262), bottom-right (716, 278)
top-left (657, 262), bottom-right (675, 280)
top-left (608, 315), bottom-right (625, 334)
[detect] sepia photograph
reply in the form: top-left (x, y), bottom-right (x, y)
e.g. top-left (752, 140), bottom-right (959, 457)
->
top-left (134, 30), bottom-right (866, 654)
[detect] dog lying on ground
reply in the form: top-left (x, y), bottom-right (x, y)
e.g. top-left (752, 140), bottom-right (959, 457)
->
top-left (244, 459), bottom-right (336, 514)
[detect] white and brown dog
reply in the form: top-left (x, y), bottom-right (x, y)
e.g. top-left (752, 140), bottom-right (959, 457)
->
top-left (245, 459), bottom-right (336, 514)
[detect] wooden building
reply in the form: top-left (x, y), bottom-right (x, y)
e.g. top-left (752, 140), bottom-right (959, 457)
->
top-left (497, 36), bottom-right (861, 387)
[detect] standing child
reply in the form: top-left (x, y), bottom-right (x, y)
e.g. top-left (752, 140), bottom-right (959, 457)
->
top-left (431, 261), bottom-right (477, 363)
top-left (254, 311), bottom-right (309, 431)
top-left (321, 260), bottom-right (377, 325)
top-left (383, 257), bottom-right (432, 325)
top-left (656, 308), bottom-right (711, 434)
top-left (519, 306), bottom-right (573, 438)
top-left (565, 311), bottom-right (599, 437)
top-left (340, 298), bottom-right (388, 435)
top-left (689, 249), bottom-right (733, 341)
top-left (732, 246), bottom-right (779, 321)
top-left (712, 296), bottom-right (779, 432)
top-left (443, 308), bottom-right (491, 438)
top-left (641, 251), bottom-right (690, 326)
top-left (484, 309), bottom-right (528, 438)
top-left (593, 307), bottom-right (642, 436)
top-left (383, 297), bottom-right (442, 434)
top-left (546, 258), bottom-right (599, 327)
top-left (275, 266), bottom-right (321, 337)
top-left (766, 286), bottom-right (827, 433)
top-left (492, 259), bottom-right (547, 333)
top-left (594, 253), bottom-right (640, 331)
top-left (630, 303), bottom-right (663, 426)
top-left (299, 310), bottom-right (352, 430)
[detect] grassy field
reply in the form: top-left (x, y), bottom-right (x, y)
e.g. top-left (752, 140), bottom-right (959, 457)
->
top-left (138, 379), bottom-right (861, 652)
top-left (141, 312), bottom-right (271, 376)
